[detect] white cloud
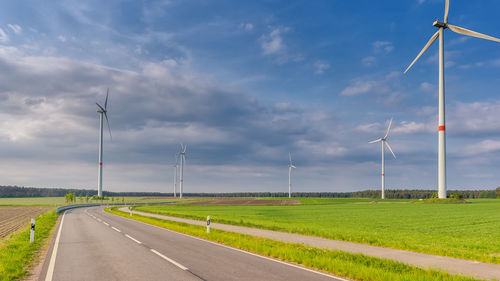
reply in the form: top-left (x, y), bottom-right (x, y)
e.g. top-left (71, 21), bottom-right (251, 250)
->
top-left (314, 60), bottom-right (330, 75)
top-left (340, 80), bottom-right (375, 96)
top-left (7, 24), bottom-right (22, 34)
top-left (0, 28), bottom-right (9, 42)
top-left (57, 35), bottom-right (67, 42)
top-left (340, 72), bottom-right (399, 96)
top-left (373, 41), bottom-right (394, 53)
top-left (240, 23), bottom-right (254, 31)
top-left (361, 56), bottom-right (376, 67)
top-left (260, 26), bottom-right (289, 55)
top-left (392, 121), bottom-right (431, 135)
top-left (465, 140), bottom-right (500, 155)
top-left (420, 82), bottom-right (434, 92)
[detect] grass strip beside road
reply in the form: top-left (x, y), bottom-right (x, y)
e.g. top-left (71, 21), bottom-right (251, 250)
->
top-left (0, 209), bottom-right (58, 281)
top-left (134, 199), bottom-right (500, 264)
top-left (106, 207), bottom-right (481, 281)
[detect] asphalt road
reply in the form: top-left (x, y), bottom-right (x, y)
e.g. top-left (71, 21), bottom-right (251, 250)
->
top-left (40, 207), bottom-right (346, 281)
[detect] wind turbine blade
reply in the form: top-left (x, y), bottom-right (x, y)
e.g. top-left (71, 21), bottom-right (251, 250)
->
top-left (385, 141), bottom-right (396, 159)
top-left (369, 138), bottom-right (382, 144)
top-left (183, 144), bottom-right (187, 153)
top-left (104, 112), bottom-right (112, 140)
top-left (384, 118), bottom-right (393, 139)
top-left (104, 88), bottom-right (109, 109)
top-left (448, 24), bottom-right (500, 43)
top-left (291, 165), bottom-right (296, 169)
top-left (289, 152), bottom-right (292, 164)
top-left (404, 30), bottom-right (440, 73)
top-left (96, 103), bottom-right (105, 112)
top-left (444, 0), bottom-right (449, 23)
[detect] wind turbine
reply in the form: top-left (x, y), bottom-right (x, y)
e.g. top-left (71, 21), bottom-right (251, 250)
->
top-left (369, 119), bottom-right (396, 199)
top-left (404, 0), bottom-right (500, 199)
top-left (173, 154), bottom-right (178, 197)
top-left (96, 89), bottom-right (112, 198)
top-left (179, 144), bottom-right (187, 199)
top-left (288, 153), bottom-right (296, 198)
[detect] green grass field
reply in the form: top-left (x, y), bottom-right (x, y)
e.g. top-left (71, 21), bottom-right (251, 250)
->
top-left (107, 207), bottom-right (480, 281)
top-left (135, 198), bottom-right (500, 264)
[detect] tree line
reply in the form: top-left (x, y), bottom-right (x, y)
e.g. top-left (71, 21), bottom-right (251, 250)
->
top-left (1, 185), bottom-right (499, 199)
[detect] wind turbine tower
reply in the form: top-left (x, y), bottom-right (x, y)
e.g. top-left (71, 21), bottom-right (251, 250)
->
top-left (173, 155), bottom-right (178, 197)
top-left (96, 89), bottom-right (112, 198)
top-left (369, 119), bottom-right (396, 199)
top-left (288, 153), bottom-right (296, 198)
top-left (404, 0), bottom-right (500, 198)
top-left (179, 144), bottom-right (187, 199)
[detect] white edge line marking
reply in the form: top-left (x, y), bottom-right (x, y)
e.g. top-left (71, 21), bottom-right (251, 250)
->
top-left (103, 222), bottom-right (109, 226)
top-left (125, 234), bottom-right (142, 244)
top-left (45, 212), bottom-right (66, 281)
top-left (150, 249), bottom-right (188, 270)
top-left (111, 211), bottom-right (346, 280)
top-left (111, 226), bottom-right (121, 232)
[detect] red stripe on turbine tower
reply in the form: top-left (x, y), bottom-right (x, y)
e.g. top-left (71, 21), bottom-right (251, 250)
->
top-left (99, 162), bottom-right (102, 166)
top-left (382, 173), bottom-right (385, 176)
top-left (439, 125), bottom-right (446, 131)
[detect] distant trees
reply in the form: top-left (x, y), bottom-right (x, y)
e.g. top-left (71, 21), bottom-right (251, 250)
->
top-left (64, 192), bottom-right (76, 203)
top-left (1, 185), bottom-right (498, 199)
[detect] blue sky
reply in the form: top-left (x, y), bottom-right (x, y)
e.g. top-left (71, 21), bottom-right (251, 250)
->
top-left (0, 0), bottom-right (500, 193)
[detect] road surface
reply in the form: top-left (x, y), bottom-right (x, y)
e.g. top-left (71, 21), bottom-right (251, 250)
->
top-left (40, 207), bottom-right (346, 281)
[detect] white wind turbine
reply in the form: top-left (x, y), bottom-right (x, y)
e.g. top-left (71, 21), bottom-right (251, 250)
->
top-left (179, 144), bottom-right (187, 199)
top-left (404, 0), bottom-right (500, 199)
top-left (173, 154), bottom-right (178, 197)
top-left (96, 89), bottom-right (112, 198)
top-left (288, 153), bottom-right (296, 198)
top-left (369, 119), bottom-right (396, 199)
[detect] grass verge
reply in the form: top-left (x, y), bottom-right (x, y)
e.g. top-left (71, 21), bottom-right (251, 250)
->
top-left (133, 199), bottom-right (500, 264)
top-left (106, 207), bottom-right (481, 281)
top-left (0, 210), bottom-right (58, 281)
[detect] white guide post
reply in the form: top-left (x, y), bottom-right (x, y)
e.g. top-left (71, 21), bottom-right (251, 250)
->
top-left (438, 27), bottom-right (447, 199)
top-left (207, 216), bottom-right (210, 233)
top-left (30, 218), bottom-right (35, 243)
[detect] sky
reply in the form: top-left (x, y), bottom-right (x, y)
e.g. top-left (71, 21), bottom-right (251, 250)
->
top-left (0, 0), bottom-right (500, 193)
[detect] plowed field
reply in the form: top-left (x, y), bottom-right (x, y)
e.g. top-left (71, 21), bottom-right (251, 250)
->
top-left (0, 207), bottom-right (52, 238)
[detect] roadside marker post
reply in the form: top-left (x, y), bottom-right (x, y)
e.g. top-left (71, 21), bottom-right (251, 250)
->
top-left (207, 216), bottom-right (210, 233)
top-left (129, 206), bottom-right (132, 216)
top-left (30, 218), bottom-right (35, 243)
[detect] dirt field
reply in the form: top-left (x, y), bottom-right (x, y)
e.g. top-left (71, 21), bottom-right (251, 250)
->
top-left (189, 199), bottom-right (300, 205)
top-left (0, 206), bottom-right (52, 238)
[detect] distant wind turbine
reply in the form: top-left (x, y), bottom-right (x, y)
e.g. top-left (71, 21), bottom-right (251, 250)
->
top-left (96, 89), bottom-right (112, 198)
top-left (173, 154), bottom-right (178, 197)
top-left (369, 119), bottom-right (396, 199)
top-left (179, 144), bottom-right (187, 199)
top-left (404, 0), bottom-right (500, 199)
top-left (288, 153), bottom-right (296, 198)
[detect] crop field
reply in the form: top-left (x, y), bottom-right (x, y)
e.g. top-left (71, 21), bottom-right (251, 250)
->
top-left (0, 196), bottom-right (184, 206)
top-left (135, 198), bottom-right (500, 264)
top-left (0, 206), bottom-right (52, 238)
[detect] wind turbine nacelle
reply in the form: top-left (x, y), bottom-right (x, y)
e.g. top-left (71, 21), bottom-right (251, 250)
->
top-left (433, 20), bottom-right (447, 28)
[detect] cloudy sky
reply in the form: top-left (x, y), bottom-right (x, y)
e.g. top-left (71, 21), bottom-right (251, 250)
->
top-left (0, 0), bottom-right (500, 193)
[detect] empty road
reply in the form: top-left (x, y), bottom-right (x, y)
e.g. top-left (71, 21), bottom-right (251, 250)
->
top-left (40, 207), bottom-right (346, 281)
